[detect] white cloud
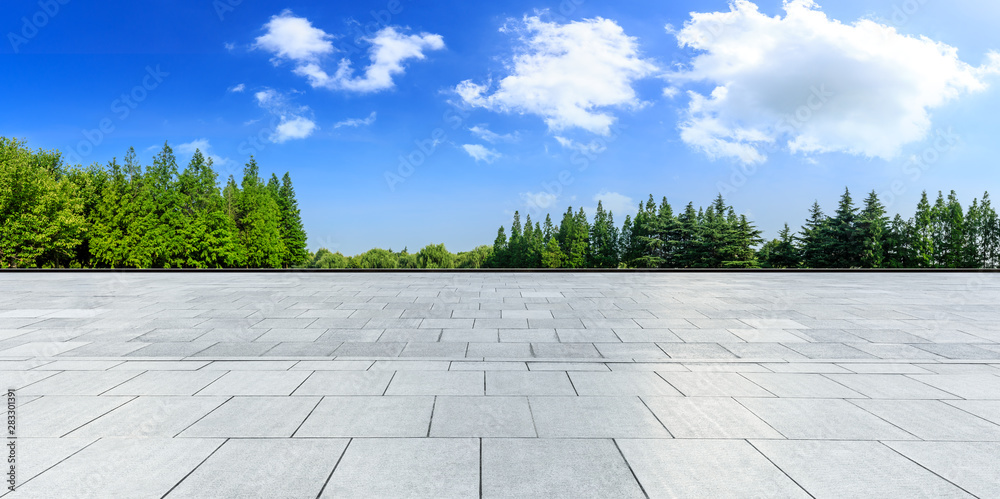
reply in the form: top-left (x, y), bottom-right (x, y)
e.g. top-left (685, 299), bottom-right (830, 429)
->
top-left (521, 191), bottom-right (559, 210)
top-left (555, 136), bottom-right (605, 156)
top-left (294, 26), bottom-right (445, 93)
top-left (455, 15), bottom-right (658, 135)
top-left (254, 88), bottom-right (317, 143)
top-left (593, 191), bottom-right (635, 216)
top-left (469, 125), bottom-right (518, 143)
top-left (228, 83), bottom-right (246, 93)
top-left (334, 111), bottom-right (377, 129)
top-left (175, 139), bottom-right (231, 166)
top-left (462, 144), bottom-right (502, 163)
top-left (670, 0), bottom-right (1000, 164)
top-left (254, 10), bottom-right (334, 62)
top-left (224, 42), bottom-right (236, 52)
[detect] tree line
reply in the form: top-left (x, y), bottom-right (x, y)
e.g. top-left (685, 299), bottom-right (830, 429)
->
top-left (308, 189), bottom-right (999, 270)
top-left (0, 137), bottom-right (307, 268)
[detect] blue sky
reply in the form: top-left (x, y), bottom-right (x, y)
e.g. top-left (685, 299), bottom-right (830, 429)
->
top-left (3, 0), bottom-right (1000, 255)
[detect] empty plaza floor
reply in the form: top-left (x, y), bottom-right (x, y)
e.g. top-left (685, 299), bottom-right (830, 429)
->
top-left (2, 271), bottom-right (1000, 498)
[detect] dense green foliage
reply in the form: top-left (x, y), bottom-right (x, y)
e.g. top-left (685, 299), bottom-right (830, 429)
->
top-left (0, 138), bottom-right (307, 268)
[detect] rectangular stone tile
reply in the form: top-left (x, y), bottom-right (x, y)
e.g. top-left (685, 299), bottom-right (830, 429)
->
top-left (908, 374), bottom-right (1000, 399)
top-left (742, 373), bottom-right (865, 398)
top-left (167, 439), bottom-right (348, 498)
top-left (852, 399), bottom-right (1000, 441)
top-left (826, 373), bottom-right (957, 399)
top-left (528, 361), bottom-right (610, 371)
top-left (837, 363), bottom-right (934, 374)
top-left (738, 398), bottom-right (916, 440)
top-left (569, 371), bottom-right (682, 396)
top-left (739, 318), bottom-right (808, 329)
top-left (499, 329), bottom-right (558, 342)
top-left (332, 342), bottom-right (405, 358)
top-left (370, 360), bottom-right (451, 371)
top-left (317, 329), bottom-right (383, 342)
top-left (377, 328), bottom-right (441, 342)
top-left (385, 371), bottom-right (484, 395)
top-left (261, 342), bottom-right (339, 357)
top-left (659, 343), bottom-right (738, 359)
top-left (68, 396), bottom-right (226, 437)
top-left (134, 329), bottom-right (208, 342)
top-left (729, 328), bottom-right (809, 343)
top-left (104, 371), bottom-right (224, 396)
top-left (945, 400), bottom-right (1000, 425)
top-left (555, 328), bottom-right (619, 342)
top-left (108, 360), bottom-right (211, 371)
top-left (18, 371), bottom-right (141, 396)
top-left (487, 371), bottom-right (576, 396)
top-left (180, 396), bottom-right (320, 437)
top-left (320, 438), bottom-right (478, 498)
top-left (440, 329), bottom-right (497, 342)
top-left (295, 396), bottom-right (434, 437)
top-left (190, 342), bottom-right (277, 357)
top-left (606, 362), bottom-right (689, 372)
top-left (723, 343), bottom-right (810, 360)
top-left (531, 343), bottom-right (602, 359)
top-left (12, 438), bottom-right (222, 499)
top-left (29, 360), bottom-right (123, 371)
top-left (290, 360), bottom-right (373, 370)
top-left (752, 440), bottom-right (969, 498)
top-left (399, 342), bottom-right (468, 358)
top-left (419, 318), bottom-right (475, 329)
top-left (196, 371), bottom-right (310, 396)
top-left (483, 439), bottom-right (644, 499)
top-left (202, 360), bottom-right (297, 370)
top-left (55, 342), bottom-right (151, 357)
top-left (659, 372), bottom-right (774, 397)
top-left (0, 341), bottom-right (90, 357)
top-left (430, 396), bottom-right (535, 437)
top-left (18, 396), bottom-right (133, 437)
top-left (886, 441), bottom-right (1000, 498)
top-left (670, 328), bottom-right (743, 343)
top-left (594, 343), bottom-right (668, 360)
top-left (466, 342), bottom-right (532, 358)
top-left (529, 396), bottom-right (670, 438)
top-left (913, 343), bottom-right (1000, 360)
top-left (293, 371), bottom-right (394, 395)
top-left (450, 361), bottom-right (527, 371)
top-left (528, 318), bottom-right (587, 329)
top-left (125, 341), bottom-right (216, 357)
top-left (252, 328), bottom-right (325, 342)
top-left (0, 370), bottom-right (58, 390)
top-left (0, 437), bottom-right (96, 486)
top-left (642, 396), bottom-right (782, 438)
top-left (618, 439), bottom-right (807, 498)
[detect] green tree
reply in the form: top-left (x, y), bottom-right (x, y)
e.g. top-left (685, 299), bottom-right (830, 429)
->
top-left (541, 236), bottom-right (565, 268)
top-left (764, 223), bottom-right (800, 268)
top-left (276, 172), bottom-right (308, 267)
top-left (824, 188), bottom-right (861, 268)
top-left (353, 248), bottom-right (399, 269)
top-left (857, 191), bottom-right (888, 268)
top-left (234, 157), bottom-right (284, 268)
top-left (589, 201), bottom-right (619, 268)
top-left (416, 243), bottom-right (456, 269)
top-left (799, 201), bottom-right (830, 268)
top-left (176, 150), bottom-right (239, 267)
top-left (457, 245), bottom-right (493, 268)
top-left (912, 191), bottom-right (935, 267)
top-left (489, 226), bottom-right (508, 268)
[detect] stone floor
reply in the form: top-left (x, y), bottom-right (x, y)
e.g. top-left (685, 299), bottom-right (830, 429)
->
top-left (1, 271), bottom-right (1000, 498)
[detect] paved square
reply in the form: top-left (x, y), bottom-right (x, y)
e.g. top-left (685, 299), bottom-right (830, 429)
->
top-left (2, 271), bottom-right (1000, 496)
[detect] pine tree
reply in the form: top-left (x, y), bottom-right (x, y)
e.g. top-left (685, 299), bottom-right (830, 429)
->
top-left (177, 150), bottom-right (239, 267)
top-left (763, 223), bottom-right (800, 268)
top-left (884, 214), bottom-right (915, 268)
top-left (799, 201), bottom-right (830, 268)
top-left (824, 188), bottom-right (861, 268)
top-left (857, 191), bottom-right (888, 268)
top-left (234, 157), bottom-right (284, 268)
top-left (980, 193), bottom-right (999, 268)
top-left (489, 226), bottom-right (508, 268)
top-left (277, 172), bottom-right (308, 267)
top-left (589, 201), bottom-right (618, 268)
top-left (675, 202), bottom-right (700, 268)
top-left (940, 191), bottom-right (966, 268)
top-left (541, 236), bottom-right (565, 268)
top-left (912, 191), bottom-right (935, 267)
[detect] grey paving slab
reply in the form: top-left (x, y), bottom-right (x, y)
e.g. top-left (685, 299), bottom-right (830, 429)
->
top-left (18, 395), bottom-right (134, 437)
top-left (430, 396), bottom-right (536, 437)
top-left (167, 438), bottom-right (348, 498)
top-left (293, 371), bottom-right (394, 395)
top-left (752, 440), bottom-right (971, 498)
top-left (68, 396), bottom-right (226, 437)
top-left (825, 373), bottom-right (957, 399)
top-left (946, 400), bottom-right (1000, 425)
top-left (851, 399), bottom-right (1000, 441)
top-left (529, 396), bottom-right (671, 438)
top-left (886, 441), bottom-right (1000, 498)
top-left (179, 396), bottom-right (320, 437)
top-left (450, 361), bottom-right (527, 371)
top-left (659, 372), bottom-right (774, 397)
top-left (11, 437), bottom-right (222, 499)
top-left (486, 371), bottom-right (577, 395)
top-left (618, 439), bottom-right (808, 498)
top-left (738, 398), bottom-right (917, 440)
top-left (290, 360), bottom-right (374, 370)
top-left (467, 342), bottom-right (533, 358)
top-left (482, 439), bottom-right (644, 499)
top-left (568, 371), bottom-right (682, 396)
top-left (333, 341), bottom-right (406, 357)
top-left (196, 371), bottom-right (311, 396)
top-left (108, 360), bottom-right (211, 370)
top-left (295, 396), bottom-right (434, 437)
top-left (741, 372), bottom-right (865, 398)
top-left (104, 370), bottom-right (225, 396)
top-left (908, 374), bottom-right (1000, 399)
top-left (385, 371), bottom-right (484, 395)
top-left (320, 438), bottom-right (479, 498)
top-left (0, 437), bottom-right (96, 489)
top-left (642, 396), bottom-right (783, 438)
top-left (18, 371), bottom-right (141, 396)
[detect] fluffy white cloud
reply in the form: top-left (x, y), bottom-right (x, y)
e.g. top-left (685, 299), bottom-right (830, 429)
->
top-left (462, 144), bottom-right (502, 163)
top-left (455, 15), bottom-right (657, 135)
top-left (294, 26), bottom-right (444, 93)
top-left (255, 10), bottom-right (334, 62)
top-left (555, 136), bottom-right (606, 156)
top-left (334, 111), bottom-right (377, 128)
top-left (175, 139), bottom-right (231, 166)
top-left (469, 125), bottom-right (518, 143)
top-left (593, 191), bottom-right (635, 216)
top-left (521, 191), bottom-right (559, 210)
top-left (228, 83), bottom-right (246, 93)
top-left (254, 89), bottom-right (317, 143)
top-left (671, 0), bottom-right (1000, 164)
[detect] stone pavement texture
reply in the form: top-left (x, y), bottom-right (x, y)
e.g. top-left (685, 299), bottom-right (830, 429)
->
top-left (1, 271), bottom-right (999, 498)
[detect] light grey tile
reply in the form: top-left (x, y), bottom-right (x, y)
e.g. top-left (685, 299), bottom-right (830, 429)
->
top-left (738, 398), bottom-right (916, 440)
top-left (295, 396), bottom-right (434, 437)
top-left (886, 441), bottom-right (1000, 498)
top-left (430, 396), bottom-right (535, 437)
top-left (18, 396), bottom-right (133, 437)
top-left (659, 372), bottom-right (774, 397)
top-left (385, 371), bottom-right (484, 396)
top-left (196, 371), bottom-right (311, 396)
top-left (618, 439), bottom-right (808, 498)
top-left (852, 399), bottom-right (1000, 441)
top-left (483, 439), bottom-right (644, 499)
top-left (104, 371), bottom-right (224, 396)
top-left (908, 374), bottom-right (1000, 399)
top-left (320, 438), bottom-right (478, 498)
top-left (293, 371), bottom-right (394, 395)
top-left (825, 373), bottom-right (957, 399)
top-left (68, 396), bottom-right (226, 437)
top-left (742, 373), bottom-right (864, 398)
top-left (642, 396), bottom-right (782, 439)
top-left (568, 371), bottom-right (682, 396)
top-left (18, 371), bottom-right (140, 396)
top-left (529, 396), bottom-right (670, 438)
top-left (487, 371), bottom-right (576, 396)
top-left (180, 396), bottom-right (320, 437)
